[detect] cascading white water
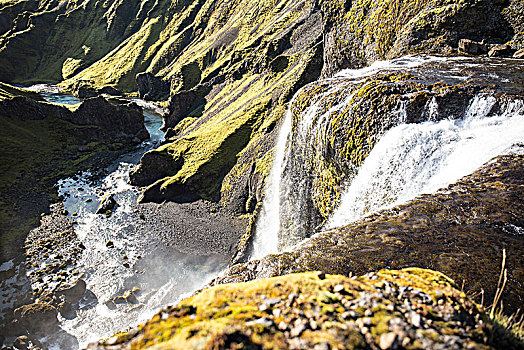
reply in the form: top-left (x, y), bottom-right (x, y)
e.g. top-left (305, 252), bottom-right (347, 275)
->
top-left (251, 55), bottom-right (524, 259)
top-left (251, 55), bottom-right (446, 257)
top-left (15, 90), bottom-right (227, 349)
top-left (251, 105), bottom-right (292, 259)
top-left (328, 96), bottom-right (524, 228)
top-left (49, 106), bottom-right (227, 348)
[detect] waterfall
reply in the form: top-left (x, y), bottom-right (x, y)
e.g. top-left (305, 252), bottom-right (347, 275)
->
top-left (251, 103), bottom-right (292, 259)
top-left (328, 96), bottom-right (524, 228)
top-left (251, 55), bottom-right (524, 259)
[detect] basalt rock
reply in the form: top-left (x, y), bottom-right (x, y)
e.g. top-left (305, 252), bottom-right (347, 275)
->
top-left (321, 0), bottom-right (523, 78)
top-left (96, 195), bottom-right (117, 214)
top-left (136, 72), bottom-right (170, 101)
top-left (458, 39), bottom-right (488, 55)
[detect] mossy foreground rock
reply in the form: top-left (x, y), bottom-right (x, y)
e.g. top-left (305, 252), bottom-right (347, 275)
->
top-left (90, 269), bottom-right (520, 349)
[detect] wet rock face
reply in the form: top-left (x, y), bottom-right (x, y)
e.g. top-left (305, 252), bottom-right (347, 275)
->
top-left (95, 194), bottom-right (117, 214)
top-left (88, 269), bottom-right (521, 349)
top-left (214, 154), bottom-right (524, 313)
top-left (232, 56), bottom-right (523, 254)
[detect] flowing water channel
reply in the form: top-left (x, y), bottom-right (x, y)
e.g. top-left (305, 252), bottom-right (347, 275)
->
top-left (18, 88), bottom-right (228, 349)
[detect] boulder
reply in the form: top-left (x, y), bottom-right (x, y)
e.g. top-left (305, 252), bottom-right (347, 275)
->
top-left (13, 303), bottom-right (59, 333)
top-left (55, 278), bottom-right (87, 304)
top-left (488, 44), bottom-right (515, 57)
top-left (458, 39), bottom-right (488, 55)
top-left (98, 86), bottom-right (121, 96)
top-left (96, 195), bottom-right (117, 214)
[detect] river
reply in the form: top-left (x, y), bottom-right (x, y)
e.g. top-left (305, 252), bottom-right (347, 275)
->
top-left (21, 87), bottom-right (228, 349)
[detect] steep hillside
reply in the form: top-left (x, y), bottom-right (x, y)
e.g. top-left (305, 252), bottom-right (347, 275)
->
top-left (1, 1), bottom-right (523, 222)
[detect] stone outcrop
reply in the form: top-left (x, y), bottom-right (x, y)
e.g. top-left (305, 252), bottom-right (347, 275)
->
top-left (88, 269), bottom-right (522, 349)
top-left (136, 72), bottom-right (170, 101)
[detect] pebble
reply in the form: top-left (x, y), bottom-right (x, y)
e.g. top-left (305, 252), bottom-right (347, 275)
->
top-left (379, 332), bottom-right (398, 350)
top-left (409, 311), bottom-right (422, 328)
top-left (333, 284), bottom-right (346, 293)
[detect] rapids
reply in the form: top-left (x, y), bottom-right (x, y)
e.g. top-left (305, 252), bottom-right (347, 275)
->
top-left (22, 88), bottom-right (227, 348)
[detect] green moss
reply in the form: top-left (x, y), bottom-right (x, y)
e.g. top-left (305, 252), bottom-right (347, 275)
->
top-left (95, 268), bottom-right (516, 349)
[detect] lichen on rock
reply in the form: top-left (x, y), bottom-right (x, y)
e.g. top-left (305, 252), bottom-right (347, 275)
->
top-left (89, 269), bottom-right (522, 349)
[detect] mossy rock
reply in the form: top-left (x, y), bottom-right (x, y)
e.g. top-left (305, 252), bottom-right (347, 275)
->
top-left (90, 269), bottom-right (522, 349)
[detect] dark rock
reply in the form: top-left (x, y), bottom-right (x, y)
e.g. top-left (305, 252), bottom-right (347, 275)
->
top-left (63, 96), bottom-right (149, 142)
top-left (458, 39), bottom-right (488, 55)
top-left (55, 279), bottom-right (86, 304)
top-left (488, 44), bottom-right (516, 57)
top-left (96, 195), bottom-right (117, 214)
top-left (136, 72), bottom-right (170, 101)
top-left (73, 82), bottom-right (98, 99)
top-left (105, 241), bottom-right (114, 248)
top-left (98, 86), bottom-right (121, 96)
top-left (129, 151), bottom-right (184, 187)
top-left (163, 84), bottom-right (211, 131)
top-left (104, 300), bottom-right (117, 310)
top-left (514, 48), bottom-right (524, 58)
top-left (13, 303), bottom-right (59, 333)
